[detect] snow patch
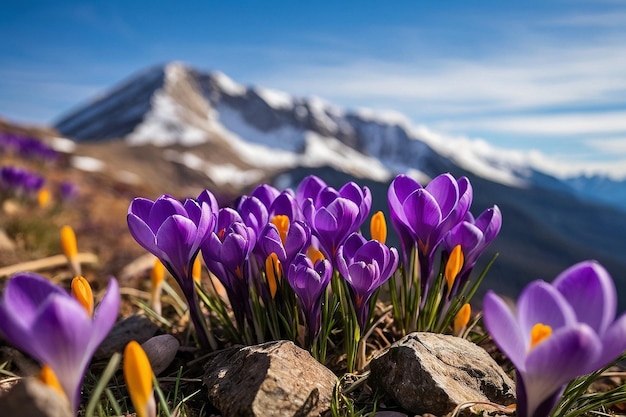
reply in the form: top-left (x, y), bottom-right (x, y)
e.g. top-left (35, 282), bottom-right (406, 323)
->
top-left (254, 87), bottom-right (294, 110)
top-left (217, 104), bottom-right (306, 152)
top-left (71, 156), bottom-right (105, 172)
top-left (50, 137), bottom-right (76, 153)
top-left (302, 132), bottom-right (392, 182)
top-left (306, 96), bottom-right (339, 134)
top-left (211, 71), bottom-right (246, 96)
top-left (127, 92), bottom-right (209, 147)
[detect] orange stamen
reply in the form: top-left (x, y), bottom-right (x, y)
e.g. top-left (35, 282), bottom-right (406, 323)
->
top-left (265, 253), bottom-right (282, 299)
top-left (530, 323), bottom-right (552, 349)
top-left (271, 215), bottom-right (290, 245)
top-left (370, 211), bottom-right (387, 244)
top-left (453, 303), bottom-right (471, 334)
top-left (71, 276), bottom-right (94, 318)
top-left (445, 245), bottom-right (464, 296)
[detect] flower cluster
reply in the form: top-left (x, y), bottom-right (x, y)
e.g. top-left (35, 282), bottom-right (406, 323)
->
top-left (126, 173), bottom-right (501, 371)
top-left (0, 165), bottom-right (45, 195)
top-left (0, 132), bottom-right (58, 161)
top-left (387, 173), bottom-right (501, 333)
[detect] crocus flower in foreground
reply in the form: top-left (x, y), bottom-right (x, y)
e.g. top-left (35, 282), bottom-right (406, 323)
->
top-left (0, 273), bottom-right (120, 412)
top-left (336, 233), bottom-right (399, 329)
top-left (483, 261), bottom-right (626, 417)
top-left (124, 341), bottom-right (156, 417)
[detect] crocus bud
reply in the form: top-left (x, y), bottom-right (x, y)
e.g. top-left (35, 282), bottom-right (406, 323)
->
top-left (60, 225), bottom-right (81, 276)
top-left (71, 276), bottom-right (94, 318)
top-left (370, 211), bottom-right (387, 244)
top-left (265, 253), bottom-right (282, 299)
top-left (453, 303), bottom-right (471, 335)
top-left (124, 341), bottom-right (156, 417)
top-left (445, 245), bottom-right (464, 297)
top-left (150, 259), bottom-right (165, 315)
top-left (37, 188), bottom-right (50, 208)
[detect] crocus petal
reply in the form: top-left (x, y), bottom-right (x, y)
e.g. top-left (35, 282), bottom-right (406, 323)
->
top-left (483, 291), bottom-right (527, 370)
top-left (89, 278), bottom-right (120, 353)
top-left (426, 173), bottom-right (458, 217)
top-left (553, 261), bottom-right (616, 335)
top-left (523, 324), bottom-right (602, 417)
top-left (403, 190), bottom-right (441, 242)
top-left (31, 296), bottom-right (94, 412)
top-left (517, 281), bottom-right (577, 341)
top-left (127, 214), bottom-right (161, 256)
top-left (598, 313), bottom-right (626, 370)
top-left (128, 198), bottom-right (156, 227)
top-left (148, 196), bottom-right (186, 232)
top-left (155, 215), bottom-right (198, 275)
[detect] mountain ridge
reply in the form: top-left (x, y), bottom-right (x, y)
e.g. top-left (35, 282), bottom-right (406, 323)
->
top-left (50, 61), bottom-right (626, 308)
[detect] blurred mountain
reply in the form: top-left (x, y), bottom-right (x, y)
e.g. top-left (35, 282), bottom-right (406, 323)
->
top-left (51, 62), bottom-right (626, 308)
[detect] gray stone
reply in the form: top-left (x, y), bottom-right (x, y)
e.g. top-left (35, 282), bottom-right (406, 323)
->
top-left (94, 314), bottom-right (158, 359)
top-left (369, 332), bottom-right (515, 417)
top-left (203, 340), bottom-right (338, 417)
top-left (142, 334), bottom-right (180, 375)
top-left (0, 378), bottom-right (73, 417)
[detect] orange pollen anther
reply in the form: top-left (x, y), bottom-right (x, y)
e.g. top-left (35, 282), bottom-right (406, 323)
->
top-left (71, 276), bottom-right (94, 318)
top-left (60, 225), bottom-right (78, 259)
top-left (307, 246), bottom-right (325, 265)
top-left (271, 215), bottom-right (290, 245)
top-left (370, 211), bottom-right (387, 244)
top-left (39, 365), bottom-right (66, 400)
top-left (151, 259), bottom-right (165, 288)
top-left (192, 256), bottom-right (202, 283)
top-left (530, 323), bottom-right (552, 349)
top-left (265, 253), bottom-right (282, 299)
top-left (445, 245), bottom-right (464, 296)
top-left (453, 303), bottom-right (471, 334)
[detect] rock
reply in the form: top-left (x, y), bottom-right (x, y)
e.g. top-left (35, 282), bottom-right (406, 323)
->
top-left (142, 334), bottom-right (180, 375)
top-left (369, 332), bottom-right (515, 416)
top-left (0, 378), bottom-right (73, 417)
top-left (94, 314), bottom-right (158, 359)
top-left (203, 340), bottom-right (337, 417)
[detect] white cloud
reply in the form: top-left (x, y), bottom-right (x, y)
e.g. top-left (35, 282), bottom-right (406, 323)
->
top-left (586, 137), bottom-right (626, 154)
top-left (433, 111), bottom-right (626, 136)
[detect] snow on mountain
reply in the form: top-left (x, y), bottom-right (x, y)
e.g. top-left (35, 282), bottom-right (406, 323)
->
top-left (53, 61), bottom-right (626, 210)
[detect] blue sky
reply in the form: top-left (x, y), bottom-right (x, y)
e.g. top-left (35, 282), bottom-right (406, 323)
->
top-left (2, 1), bottom-right (626, 177)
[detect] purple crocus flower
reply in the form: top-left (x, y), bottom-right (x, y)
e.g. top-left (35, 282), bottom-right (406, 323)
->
top-left (0, 273), bottom-right (119, 412)
top-left (286, 253), bottom-right (332, 341)
top-left (127, 193), bottom-right (215, 347)
top-left (483, 261), bottom-right (626, 417)
top-left (442, 205), bottom-right (502, 291)
top-left (336, 233), bottom-right (399, 329)
top-left (258, 219), bottom-right (311, 265)
top-left (387, 173), bottom-right (472, 283)
top-left (202, 213), bottom-right (257, 326)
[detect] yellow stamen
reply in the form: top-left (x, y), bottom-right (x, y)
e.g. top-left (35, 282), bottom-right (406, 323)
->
top-left (37, 188), bottom-right (50, 208)
top-left (453, 303), bottom-right (471, 334)
top-left (60, 225), bottom-right (81, 276)
top-left (265, 253), bottom-right (282, 299)
top-left (530, 323), bottom-right (552, 349)
top-left (445, 245), bottom-right (464, 297)
top-left (150, 259), bottom-right (165, 289)
top-left (60, 225), bottom-right (77, 259)
top-left (38, 365), bottom-right (66, 400)
top-left (71, 276), bottom-right (94, 318)
top-left (271, 215), bottom-right (290, 245)
top-left (150, 259), bottom-right (165, 316)
top-left (123, 341), bottom-right (155, 417)
top-left (307, 246), bottom-right (325, 265)
top-left (192, 256), bottom-right (202, 284)
top-left (370, 211), bottom-right (387, 244)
